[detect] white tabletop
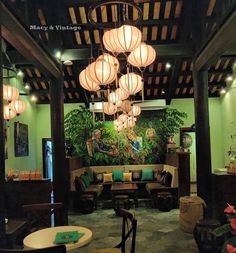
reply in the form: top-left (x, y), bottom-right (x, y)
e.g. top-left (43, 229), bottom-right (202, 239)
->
top-left (23, 226), bottom-right (92, 251)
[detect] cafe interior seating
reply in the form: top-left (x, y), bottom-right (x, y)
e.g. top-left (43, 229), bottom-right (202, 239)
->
top-left (88, 208), bottom-right (137, 253)
top-left (0, 245), bottom-right (66, 253)
top-left (22, 202), bottom-right (65, 232)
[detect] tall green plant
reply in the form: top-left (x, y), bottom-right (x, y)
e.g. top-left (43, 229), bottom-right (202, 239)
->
top-left (64, 106), bottom-right (94, 155)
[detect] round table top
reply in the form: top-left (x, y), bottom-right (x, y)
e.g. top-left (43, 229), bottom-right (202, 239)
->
top-left (23, 226), bottom-right (92, 251)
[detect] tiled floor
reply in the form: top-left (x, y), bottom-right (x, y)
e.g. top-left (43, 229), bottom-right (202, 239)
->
top-left (69, 201), bottom-right (198, 253)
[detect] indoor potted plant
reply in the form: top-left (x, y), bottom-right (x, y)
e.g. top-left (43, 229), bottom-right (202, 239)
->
top-left (214, 204), bottom-right (236, 252)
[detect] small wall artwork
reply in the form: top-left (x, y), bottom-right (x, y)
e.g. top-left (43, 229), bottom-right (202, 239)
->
top-left (14, 122), bottom-right (29, 157)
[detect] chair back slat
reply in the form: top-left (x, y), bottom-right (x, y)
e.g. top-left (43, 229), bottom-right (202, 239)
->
top-left (117, 208), bottom-right (137, 253)
top-left (22, 202), bottom-right (65, 231)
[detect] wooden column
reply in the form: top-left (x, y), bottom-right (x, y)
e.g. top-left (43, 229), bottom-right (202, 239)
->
top-left (50, 76), bottom-right (68, 225)
top-left (193, 69), bottom-right (212, 217)
top-left (0, 19), bottom-right (6, 247)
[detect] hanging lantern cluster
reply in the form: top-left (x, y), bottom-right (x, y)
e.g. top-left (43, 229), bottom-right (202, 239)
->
top-left (114, 113), bottom-right (138, 130)
top-left (2, 77), bottom-right (26, 121)
top-left (79, 20), bottom-right (156, 128)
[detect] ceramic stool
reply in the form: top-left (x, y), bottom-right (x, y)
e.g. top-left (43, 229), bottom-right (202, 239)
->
top-left (80, 194), bottom-right (95, 214)
top-left (157, 191), bottom-right (173, 211)
top-left (193, 218), bottom-right (224, 253)
top-left (113, 195), bottom-right (130, 216)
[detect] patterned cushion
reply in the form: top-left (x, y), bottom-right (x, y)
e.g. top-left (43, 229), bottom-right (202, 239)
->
top-left (130, 170), bottom-right (142, 181)
top-left (94, 171), bottom-right (106, 183)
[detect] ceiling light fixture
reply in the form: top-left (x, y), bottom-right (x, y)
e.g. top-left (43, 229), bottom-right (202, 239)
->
top-left (17, 70), bottom-right (24, 76)
top-left (220, 88), bottom-right (226, 94)
top-left (2, 67), bottom-right (27, 120)
top-left (165, 62), bottom-right (171, 69)
top-left (226, 76), bottom-right (233, 82)
top-left (24, 83), bottom-right (31, 90)
top-left (30, 95), bottom-right (37, 102)
top-left (55, 51), bottom-right (61, 59)
top-left (80, 1), bottom-right (157, 128)
top-left (63, 60), bottom-right (73, 66)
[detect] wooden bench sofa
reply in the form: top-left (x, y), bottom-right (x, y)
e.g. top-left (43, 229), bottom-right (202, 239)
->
top-left (72, 164), bottom-right (179, 209)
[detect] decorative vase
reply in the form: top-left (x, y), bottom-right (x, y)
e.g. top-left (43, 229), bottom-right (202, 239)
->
top-left (193, 219), bottom-right (226, 253)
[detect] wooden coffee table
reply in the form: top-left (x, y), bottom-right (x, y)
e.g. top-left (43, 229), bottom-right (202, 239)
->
top-left (111, 183), bottom-right (138, 207)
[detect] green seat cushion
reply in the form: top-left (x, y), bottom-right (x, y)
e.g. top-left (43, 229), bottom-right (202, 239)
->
top-left (112, 170), bottom-right (123, 182)
top-left (141, 169), bottom-right (153, 181)
top-left (80, 174), bottom-right (90, 188)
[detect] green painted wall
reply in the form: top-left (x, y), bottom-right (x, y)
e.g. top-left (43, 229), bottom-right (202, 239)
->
top-left (4, 76), bottom-right (37, 174)
top-left (34, 98), bottom-right (224, 171)
top-left (168, 98), bottom-right (224, 170)
top-left (35, 103), bottom-right (84, 170)
top-left (220, 64), bottom-right (236, 166)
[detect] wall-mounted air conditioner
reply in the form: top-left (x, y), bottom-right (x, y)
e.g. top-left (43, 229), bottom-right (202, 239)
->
top-left (89, 99), bottom-right (166, 112)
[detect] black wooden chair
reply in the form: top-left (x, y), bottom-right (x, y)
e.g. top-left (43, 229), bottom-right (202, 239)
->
top-left (89, 208), bottom-right (137, 253)
top-left (22, 202), bottom-right (65, 232)
top-left (0, 245), bottom-right (66, 253)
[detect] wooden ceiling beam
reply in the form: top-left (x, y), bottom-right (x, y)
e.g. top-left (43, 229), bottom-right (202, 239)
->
top-left (0, 1), bottom-right (61, 79)
top-left (165, 0), bottom-right (193, 105)
top-left (64, 18), bottom-right (183, 29)
top-left (23, 66), bottom-right (232, 84)
top-left (61, 43), bottom-right (193, 61)
top-left (72, 61), bottom-right (89, 107)
top-left (29, 82), bottom-right (226, 95)
top-left (194, 6), bottom-right (236, 71)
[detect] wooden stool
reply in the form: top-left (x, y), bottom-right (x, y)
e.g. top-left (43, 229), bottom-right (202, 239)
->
top-left (193, 219), bottom-right (224, 253)
top-left (113, 195), bottom-right (130, 216)
top-left (80, 194), bottom-right (95, 214)
top-left (157, 192), bottom-right (173, 211)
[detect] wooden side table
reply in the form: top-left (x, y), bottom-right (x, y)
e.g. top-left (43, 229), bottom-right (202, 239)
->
top-left (111, 183), bottom-right (138, 208)
top-left (6, 219), bottom-right (29, 248)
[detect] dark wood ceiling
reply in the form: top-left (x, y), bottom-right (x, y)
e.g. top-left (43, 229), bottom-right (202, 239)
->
top-left (2, 0), bottom-right (236, 105)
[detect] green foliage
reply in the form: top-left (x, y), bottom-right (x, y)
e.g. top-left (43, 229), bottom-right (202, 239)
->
top-left (157, 108), bottom-right (187, 138)
top-left (64, 107), bottom-right (187, 165)
top-left (64, 106), bottom-right (94, 155)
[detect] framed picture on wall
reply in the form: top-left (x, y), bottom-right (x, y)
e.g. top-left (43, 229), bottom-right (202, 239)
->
top-left (14, 122), bottom-right (29, 157)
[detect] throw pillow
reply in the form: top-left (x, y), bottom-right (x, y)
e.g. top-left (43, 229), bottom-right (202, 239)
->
top-left (74, 176), bottom-right (86, 192)
top-left (103, 173), bottom-right (113, 183)
top-left (141, 169), bottom-right (154, 181)
top-left (80, 174), bottom-right (90, 188)
top-left (85, 170), bottom-right (94, 183)
top-left (130, 170), bottom-right (142, 181)
top-left (153, 170), bottom-right (162, 182)
top-left (94, 171), bottom-right (106, 183)
top-left (123, 172), bottom-right (132, 182)
top-left (113, 170), bottom-right (123, 182)
top-left (161, 172), bottom-right (172, 187)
